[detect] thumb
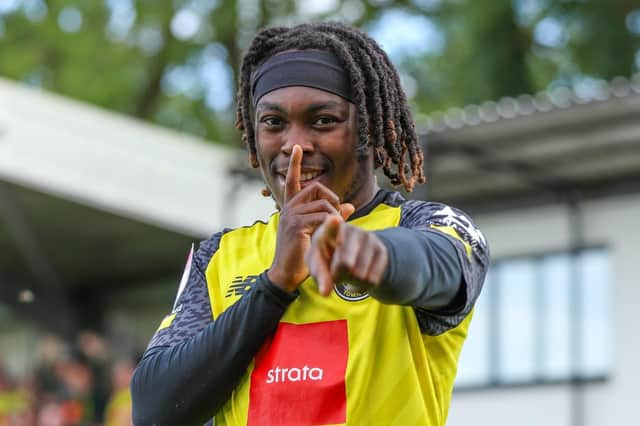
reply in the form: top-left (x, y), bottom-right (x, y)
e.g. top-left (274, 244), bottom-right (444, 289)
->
top-left (339, 203), bottom-right (355, 221)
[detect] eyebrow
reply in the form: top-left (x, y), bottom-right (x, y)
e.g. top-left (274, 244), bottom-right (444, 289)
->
top-left (256, 102), bottom-right (286, 114)
top-left (256, 100), bottom-right (345, 114)
top-left (306, 101), bottom-right (344, 113)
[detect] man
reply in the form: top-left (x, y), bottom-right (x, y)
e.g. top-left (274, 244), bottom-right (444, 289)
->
top-left (104, 358), bottom-right (135, 426)
top-left (131, 22), bottom-right (489, 426)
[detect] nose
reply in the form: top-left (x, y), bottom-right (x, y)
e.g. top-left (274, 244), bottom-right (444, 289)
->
top-left (281, 124), bottom-right (314, 155)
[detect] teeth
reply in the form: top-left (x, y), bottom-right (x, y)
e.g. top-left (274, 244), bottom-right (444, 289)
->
top-left (300, 171), bottom-right (321, 182)
top-left (279, 171), bottom-right (322, 181)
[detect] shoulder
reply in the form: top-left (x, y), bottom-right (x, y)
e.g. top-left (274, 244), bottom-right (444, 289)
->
top-left (193, 229), bottom-right (231, 269)
top-left (374, 192), bottom-right (488, 250)
top-left (194, 214), bottom-right (275, 265)
top-left (375, 191), bottom-right (467, 222)
top-left (399, 199), bottom-right (464, 223)
top-left (400, 200), bottom-right (487, 248)
top-left (402, 201), bottom-right (490, 334)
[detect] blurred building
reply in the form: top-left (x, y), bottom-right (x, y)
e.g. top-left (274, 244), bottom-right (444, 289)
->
top-left (1, 75), bottom-right (640, 426)
top-left (0, 77), bottom-right (274, 371)
top-left (424, 75), bottom-right (640, 426)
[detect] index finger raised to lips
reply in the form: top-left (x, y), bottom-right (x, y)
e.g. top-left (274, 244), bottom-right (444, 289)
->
top-left (284, 145), bottom-right (303, 202)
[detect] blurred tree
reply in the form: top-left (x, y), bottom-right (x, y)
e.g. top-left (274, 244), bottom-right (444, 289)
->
top-left (550, 0), bottom-right (638, 79)
top-left (0, 0), bottom-right (638, 144)
top-left (400, 0), bottom-right (534, 114)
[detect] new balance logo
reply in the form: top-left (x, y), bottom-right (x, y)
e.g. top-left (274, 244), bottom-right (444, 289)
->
top-left (225, 275), bottom-right (259, 298)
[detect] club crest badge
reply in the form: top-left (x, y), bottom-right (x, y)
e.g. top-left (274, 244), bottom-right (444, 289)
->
top-left (334, 282), bottom-right (369, 301)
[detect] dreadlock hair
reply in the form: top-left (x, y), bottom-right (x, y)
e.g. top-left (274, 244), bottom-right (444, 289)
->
top-left (235, 22), bottom-right (425, 192)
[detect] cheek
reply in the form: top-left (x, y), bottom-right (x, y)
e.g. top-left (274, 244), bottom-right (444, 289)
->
top-left (331, 129), bottom-right (360, 172)
top-left (254, 148), bottom-right (268, 169)
top-left (253, 142), bottom-right (273, 181)
top-left (327, 144), bottom-right (363, 197)
top-left (254, 140), bottom-right (285, 202)
top-left (254, 134), bottom-right (277, 168)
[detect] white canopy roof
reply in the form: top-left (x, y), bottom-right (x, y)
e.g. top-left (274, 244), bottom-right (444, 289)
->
top-left (0, 77), bottom-right (274, 237)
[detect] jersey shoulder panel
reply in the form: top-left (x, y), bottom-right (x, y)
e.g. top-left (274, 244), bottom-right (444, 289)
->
top-left (205, 216), bottom-right (279, 317)
top-left (146, 229), bottom-right (231, 349)
top-left (400, 200), bottom-right (490, 336)
top-left (400, 200), bottom-right (488, 254)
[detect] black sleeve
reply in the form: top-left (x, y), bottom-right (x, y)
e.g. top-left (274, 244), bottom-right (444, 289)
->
top-left (372, 227), bottom-right (462, 310)
top-left (131, 233), bottom-right (298, 426)
top-left (373, 200), bottom-right (490, 336)
top-left (131, 273), bottom-right (296, 426)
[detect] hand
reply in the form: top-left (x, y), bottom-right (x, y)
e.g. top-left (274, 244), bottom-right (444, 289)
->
top-left (306, 215), bottom-right (388, 297)
top-left (268, 145), bottom-right (354, 292)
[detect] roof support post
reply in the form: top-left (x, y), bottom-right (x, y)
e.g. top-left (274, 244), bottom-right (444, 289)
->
top-left (0, 182), bottom-right (77, 337)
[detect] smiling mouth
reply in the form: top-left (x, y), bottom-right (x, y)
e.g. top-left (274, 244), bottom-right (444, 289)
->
top-left (300, 170), bottom-right (323, 182)
top-left (276, 169), bottom-right (325, 184)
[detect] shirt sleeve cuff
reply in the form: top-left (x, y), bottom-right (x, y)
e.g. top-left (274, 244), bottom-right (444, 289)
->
top-left (259, 271), bottom-right (300, 308)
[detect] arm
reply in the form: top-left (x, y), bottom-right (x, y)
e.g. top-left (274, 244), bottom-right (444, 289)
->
top-left (372, 227), bottom-right (463, 310)
top-left (130, 238), bottom-right (297, 426)
top-left (307, 200), bottom-right (490, 334)
top-left (394, 201), bottom-right (490, 334)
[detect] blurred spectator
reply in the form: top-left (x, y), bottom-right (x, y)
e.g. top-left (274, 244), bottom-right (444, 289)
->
top-left (0, 361), bottom-right (29, 425)
top-left (0, 331), bottom-right (136, 426)
top-left (103, 359), bottom-right (134, 426)
top-left (54, 352), bottom-right (94, 425)
top-left (77, 331), bottom-right (110, 423)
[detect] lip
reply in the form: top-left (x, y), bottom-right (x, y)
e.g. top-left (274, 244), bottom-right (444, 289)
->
top-left (274, 166), bottom-right (325, 176)
top-left (299, 170), bottom-right (326, 188)
top-left (275, 169), bottom-right (326, 187)
top-left (272, 156), bottom-right (331, 192)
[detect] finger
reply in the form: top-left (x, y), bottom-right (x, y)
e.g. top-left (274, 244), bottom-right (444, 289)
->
top-left (307, 216), bottom-right (337, 262)
top-left (352, 240), bottom-right (377, 284)
top-left (293, 199), bottom-right (340, 216)
top-left (294, 212), bottom-right (336, 232)
top-left (312, 215), bottom-right (343, 296)
top-left (288, 181), bottom-right (340, 207)
top-left (366, 245), bottom-right (389, 285)
top-left (330, 227), bottom-right (363, 282)
top-left (339, 203), bottom-right (355, 221)
top-left (284, 145), bottom-right (303, 202)
top-left (307, 248), bottom-right (334, 297)
top-left (315, 214), bottom-right (342, 251)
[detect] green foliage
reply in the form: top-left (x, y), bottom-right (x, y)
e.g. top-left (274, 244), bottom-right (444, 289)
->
top-left (0, 0), bottom-right (638, 144)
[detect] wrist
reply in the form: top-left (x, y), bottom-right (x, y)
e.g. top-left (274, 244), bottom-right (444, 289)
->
top-left (260, 272), bottom-right (300, 306)
top-left (267, 268), bottom-right (298, 293)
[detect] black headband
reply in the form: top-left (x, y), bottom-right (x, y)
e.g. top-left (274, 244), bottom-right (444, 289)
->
top-left (250, 50), bottom-right (355, 107)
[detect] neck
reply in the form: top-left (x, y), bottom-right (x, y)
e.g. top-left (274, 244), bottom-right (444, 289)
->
top-left (347, 176), bottom-right (380, 213)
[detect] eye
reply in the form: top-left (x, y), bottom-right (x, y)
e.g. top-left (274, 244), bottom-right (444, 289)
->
top-left (260, 116), bottom-right (284, 128)
top-left (313, 116), bottom-right (338, 126)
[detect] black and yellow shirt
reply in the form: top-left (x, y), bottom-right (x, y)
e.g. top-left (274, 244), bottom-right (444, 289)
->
top-left (133, 190), bottom-right (489, 426)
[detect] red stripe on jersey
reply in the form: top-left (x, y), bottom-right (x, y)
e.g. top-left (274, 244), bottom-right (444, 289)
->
top-left (248, 320), bottom-right (348, 425)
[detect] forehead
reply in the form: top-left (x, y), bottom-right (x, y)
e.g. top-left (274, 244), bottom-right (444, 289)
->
top-left (256, 86), bottom-right (350, 110)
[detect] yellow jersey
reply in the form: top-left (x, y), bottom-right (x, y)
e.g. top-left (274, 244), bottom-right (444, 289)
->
top-left (146, 190), bottom-right (489, 426)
